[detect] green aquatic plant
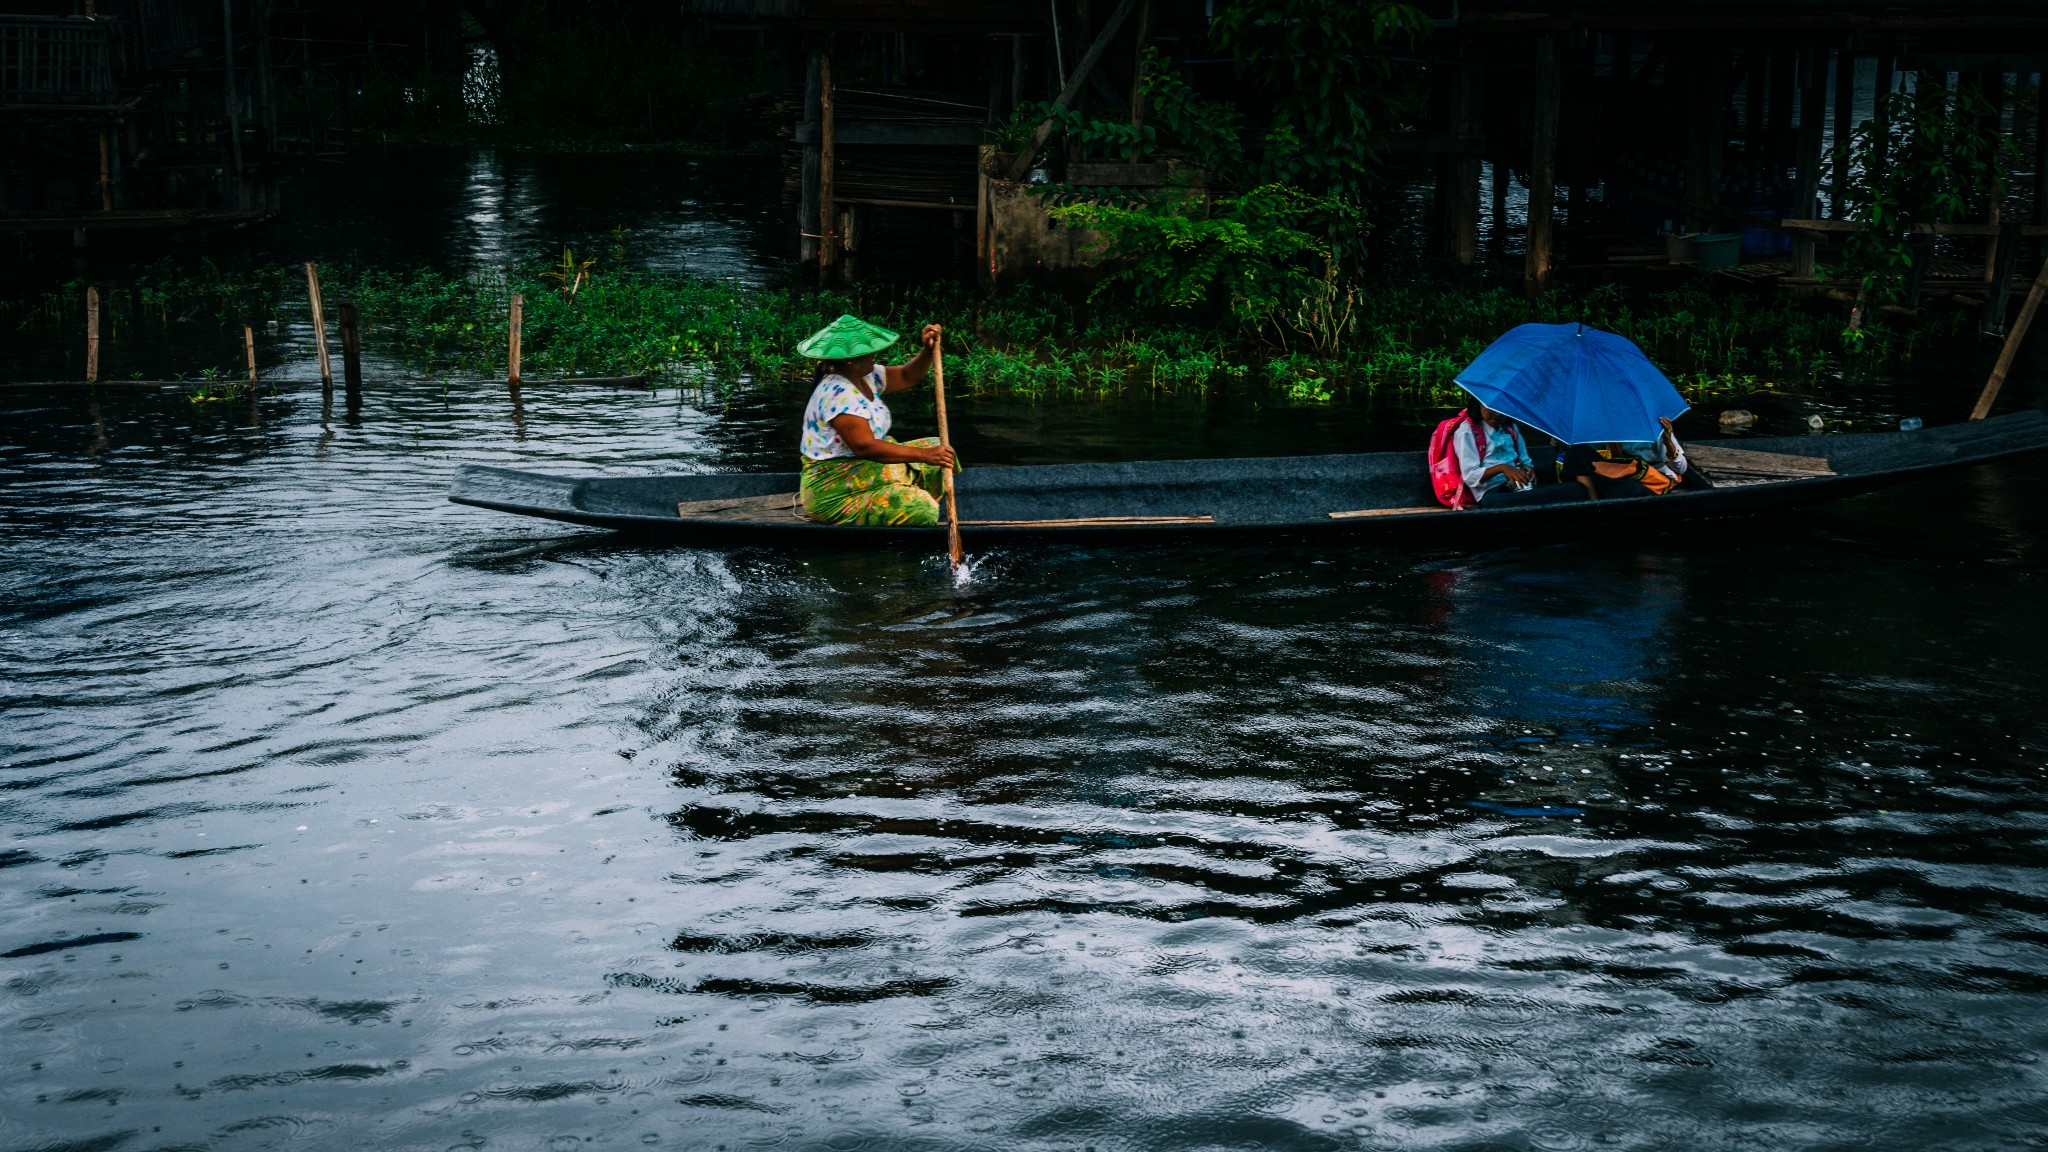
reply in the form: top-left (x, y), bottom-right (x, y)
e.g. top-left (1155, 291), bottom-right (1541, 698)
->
top-left (2, 246), bottom-right (1965, 410)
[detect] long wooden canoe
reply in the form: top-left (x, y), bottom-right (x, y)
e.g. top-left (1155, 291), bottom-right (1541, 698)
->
top-left (449, 409), bottom-right (2048, 542)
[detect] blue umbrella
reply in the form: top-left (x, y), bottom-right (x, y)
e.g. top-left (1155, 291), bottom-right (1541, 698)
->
top-left (1454, 322), bottom-right (1689, 444)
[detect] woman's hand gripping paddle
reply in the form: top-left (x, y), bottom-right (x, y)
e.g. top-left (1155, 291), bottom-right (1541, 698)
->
top-left (931, 332), bottom-right (964, 570)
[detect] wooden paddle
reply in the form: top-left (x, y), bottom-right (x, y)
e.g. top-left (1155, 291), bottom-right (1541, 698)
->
top-left (932, 333), bottom-right (964, 569)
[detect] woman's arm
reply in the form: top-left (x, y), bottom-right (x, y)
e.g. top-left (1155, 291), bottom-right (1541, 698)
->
top-left (881, 323), bottom-right (942, 393)
top-left (829, 413), bottom-right (956, 468)
top-left (1659, 417), bottom-right (1688, 473)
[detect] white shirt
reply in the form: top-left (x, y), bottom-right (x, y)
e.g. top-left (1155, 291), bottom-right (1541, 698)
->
top-left (1450, 420), bottom-right (1533, 500)
top-left (800, 369), bottom-right (891, 461)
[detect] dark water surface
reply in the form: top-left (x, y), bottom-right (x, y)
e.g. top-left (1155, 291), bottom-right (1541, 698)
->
top-left (7, 149), bottom-right (2048, 1151)
top-left (5, 381), bottom-right (2048, 1152)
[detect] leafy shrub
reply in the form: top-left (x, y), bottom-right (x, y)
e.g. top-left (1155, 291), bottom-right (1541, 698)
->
top-left (1050, 183), bottom-right (1366, 353)
top-left (1829, 84), bottom-right (2017, 345)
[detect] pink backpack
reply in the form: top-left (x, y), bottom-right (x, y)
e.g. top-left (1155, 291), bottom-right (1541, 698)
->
top-left (1428, 411), bottom-right (1523, 509)
top-left (1428, 410), bottom-right (1480, 510)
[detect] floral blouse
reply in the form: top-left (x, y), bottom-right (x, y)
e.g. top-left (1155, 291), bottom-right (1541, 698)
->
top-left (800, 369), bottom-right (891, 462)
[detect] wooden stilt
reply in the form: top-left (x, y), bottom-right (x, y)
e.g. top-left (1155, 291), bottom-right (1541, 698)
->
top-left (97, 131), bottom-right (112, 211)
top-left (1971, 248), bottom-right (2048, 420)
top-left (1792, 42), bottom-right (1826, 278)
top-left (1442, 47), bottom-right (1480, 266)
top-left (1491, 159), bottom-right (1508, 260)
top-left (1871, 44), bottom-right (1895, 197)
top-left (799, 47), bottom-right (821, 265)
top-left (1986, 219), bottom-right (2022, 336)
top-left (1981, 72), bottom-right (2008, 284)
top-left (1129, 0), bottom-right (1152, 128)
top-left (1429, 59), bottom-right (1456, 258)
top-left (1456, 56), bottom-right (1483, 267)
top-left (1769, 46), bottom-right (1797, 172)
top-left (222, 0), bottom-right (245, 209)
top-left (1832, 42), bottom-right (1854, 218)
top-left (1743, 50), bottom-right (1766, 173)
top-left (303, 262), bottom-right (331, 388)
top-left (1686, 46), bottom-right (1728, 233)
top-left (244, 325), bottom-right (258, 391)
top-left (1524, 35), bottom-right (1560, 299)
top-left (85, 287), bottom-right (100, 383)
top-left (508, 293), bottom-right (523, 386)
top-left (819, 52), bottom-right (838, 274)
top-left (256, 0), bottom-right (276, 144)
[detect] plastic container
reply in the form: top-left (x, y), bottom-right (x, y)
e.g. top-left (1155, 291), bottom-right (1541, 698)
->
top-left (1664, 232), bottom-right (1698, 264)
top-left (1693, 233), bottom-right (1744, 270)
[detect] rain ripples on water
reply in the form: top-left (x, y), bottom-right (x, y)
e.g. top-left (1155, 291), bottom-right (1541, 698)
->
top-left (4, 375), bottom-right (2048, 1151)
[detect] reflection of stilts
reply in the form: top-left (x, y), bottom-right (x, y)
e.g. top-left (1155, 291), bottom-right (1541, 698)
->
top-left (87, 395), bottom-right (108, 456)
top-left (340, 303), bottom-right (363, 420)
top-left (508, 380), bottom-right (526, 440)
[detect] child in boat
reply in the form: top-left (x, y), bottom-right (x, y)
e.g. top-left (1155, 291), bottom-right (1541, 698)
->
top-left (1450, 401), bottom-right (1588, 507)
top-left (795, 315), bottom-right (958, 526)
top-left (1561, 417), bottom-right (1707, 499)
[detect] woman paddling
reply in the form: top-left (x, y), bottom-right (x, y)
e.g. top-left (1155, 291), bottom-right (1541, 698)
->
top-left (797, 315), bottom-right (958, 526)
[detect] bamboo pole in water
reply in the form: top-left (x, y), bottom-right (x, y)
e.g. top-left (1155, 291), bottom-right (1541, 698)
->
top-left (304, 262), bottom-right (331, 389)
top-left (85, 287), bottom-right (100, 383)
top-left (933, 335), bottom-right (963, 569)
top-left (509, 293), bottom-right (524, 385)
top-left (1971, 253), bottom-right (2048, 420)
top-left (244, 326), bottom-right (258, 390)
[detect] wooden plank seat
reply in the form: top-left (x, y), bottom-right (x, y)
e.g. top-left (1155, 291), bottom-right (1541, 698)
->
top-left (678, 493), bottom-right (809, 522)
top-left (1686, 443), bottom-right (1835, 486)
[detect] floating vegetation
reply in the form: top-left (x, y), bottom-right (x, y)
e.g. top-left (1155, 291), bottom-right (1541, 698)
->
top-left (2, 253), bottom-right (1966, 406)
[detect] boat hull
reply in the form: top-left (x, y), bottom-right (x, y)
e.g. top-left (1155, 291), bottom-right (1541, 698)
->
top-left (449, 410), bottom-right (2048, 544)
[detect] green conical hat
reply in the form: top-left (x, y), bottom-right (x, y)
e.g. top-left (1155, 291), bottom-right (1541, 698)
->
top-left (796, 314), bottom-right (900, 360)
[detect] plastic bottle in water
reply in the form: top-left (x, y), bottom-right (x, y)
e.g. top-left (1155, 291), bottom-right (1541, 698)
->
top-left (1899, 417), bottom-right (1923, 432)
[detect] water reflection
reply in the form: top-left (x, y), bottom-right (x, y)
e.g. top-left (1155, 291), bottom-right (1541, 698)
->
top-left (1, 385), bottom-right (2045, 1150)
top-left (1435, 550), bottom-right (1680, 738)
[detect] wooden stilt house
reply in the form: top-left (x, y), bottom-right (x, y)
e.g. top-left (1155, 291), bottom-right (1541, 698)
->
top-left (687, 0), bottom-right (1212, 285)
top-left (695, 0), bottom-right (2048, 315)
top-left (2, 0), bottom-right (409, 239)
top-left (1426, 1), bottom-right (2048, 312)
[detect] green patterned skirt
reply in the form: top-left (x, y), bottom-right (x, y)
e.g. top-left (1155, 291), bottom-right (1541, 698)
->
top-left (800, 438), bottom-right (957, 527)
